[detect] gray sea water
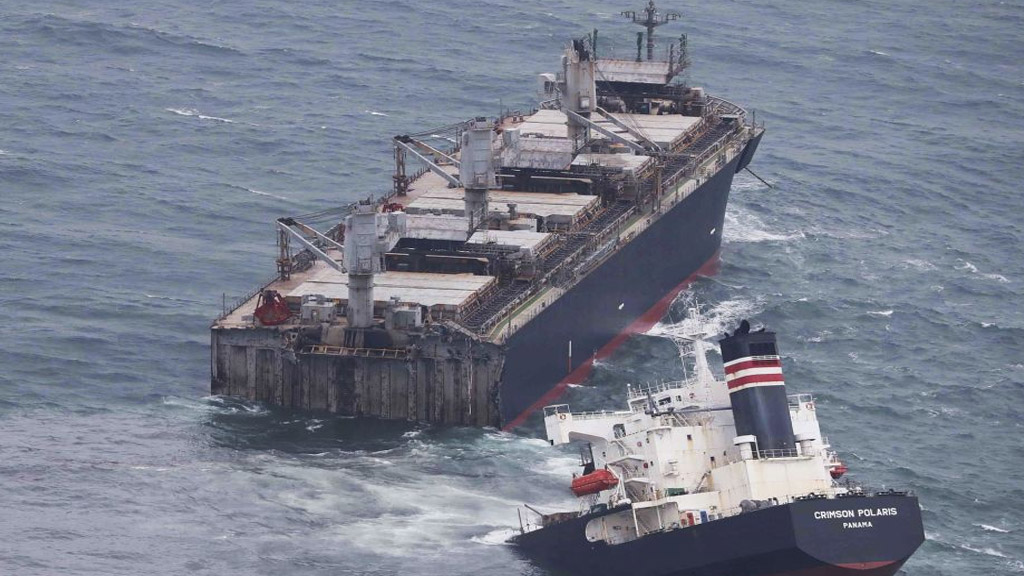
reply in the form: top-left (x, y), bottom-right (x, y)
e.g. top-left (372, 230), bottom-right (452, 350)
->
top-left (2, 0), bottom-right (1023, 574)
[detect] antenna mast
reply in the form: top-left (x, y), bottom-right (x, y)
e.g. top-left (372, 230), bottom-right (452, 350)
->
top-left (621, 0), bottom-right (680, 61)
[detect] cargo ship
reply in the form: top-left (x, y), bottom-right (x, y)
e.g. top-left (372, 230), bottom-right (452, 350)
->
top-left (210, 2), bottom-right (765, 428)
top-left (510, 315), bottom-right (925, 575)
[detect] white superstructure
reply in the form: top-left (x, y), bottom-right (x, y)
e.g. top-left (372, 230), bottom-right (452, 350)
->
top-left (535, 315), bottom-right (847, 546)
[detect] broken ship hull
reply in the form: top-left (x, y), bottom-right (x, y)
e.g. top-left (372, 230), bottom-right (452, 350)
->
top-left (511, 494), bottom-right (925, 576)
top-left (209, 133), bottom-right (762, 429)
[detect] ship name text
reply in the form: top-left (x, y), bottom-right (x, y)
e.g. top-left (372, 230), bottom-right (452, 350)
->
top-left (813, 507), bottom-right (898, 521)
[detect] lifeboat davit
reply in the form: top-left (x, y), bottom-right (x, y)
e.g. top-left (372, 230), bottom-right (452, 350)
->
top-left (571, 469), bottom-right (618, 497)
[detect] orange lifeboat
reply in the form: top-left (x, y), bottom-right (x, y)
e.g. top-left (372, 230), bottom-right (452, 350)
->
top-left (829, 462), bottom-right (849, 479)
top-left (570, 469), bottom-right (618, 497)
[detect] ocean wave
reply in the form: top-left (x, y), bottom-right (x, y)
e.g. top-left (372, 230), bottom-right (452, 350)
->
top-left (974, 523), bottom-right (1011, 533)
top-left (956, 259), bottom-right (1010, 283)
top-left (144, 293), bottom-right (201, 304)
top-left (470, 527), bottom-right (517, 546)
top-left (165, 107), bottom-right (235, 123)
top-left (649, 295), bottom-right (761, 345)
top-left (960, 543), bottom-right (1010, 559)
top-left (723, 208), bottom-right (804, 244)
top-left (365, 110), bottom-right (389, 116)
top-left (902, 258), bottom-right (938, 271)
top-left (245, 187), bottom-right (290, 201)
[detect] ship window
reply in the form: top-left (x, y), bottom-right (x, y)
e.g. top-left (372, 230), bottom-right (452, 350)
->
top-left (613, 424), bottom-right (625, 439)
top-left (686, 434), bottom-right (692, 441)
top-left (710, 456), bottom-right (716, 463)
top-left (749, 342), bottom-right (777, 356)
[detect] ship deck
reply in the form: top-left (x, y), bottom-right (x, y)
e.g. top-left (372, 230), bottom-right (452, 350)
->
top-left (214, 101), bottom-right (755, 342)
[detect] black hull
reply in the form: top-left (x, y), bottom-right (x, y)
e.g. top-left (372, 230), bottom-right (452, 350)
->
top-left (512, 495), bottom-right (925, 576)
top-left (500, 151), bottom-right (745, 427)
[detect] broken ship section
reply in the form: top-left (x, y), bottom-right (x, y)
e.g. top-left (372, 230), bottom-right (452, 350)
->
top-left (211, 26), bottom-right (764, 428)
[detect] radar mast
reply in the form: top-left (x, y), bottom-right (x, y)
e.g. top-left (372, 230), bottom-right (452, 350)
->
top-left (621, 0), bottom-right (680, 61)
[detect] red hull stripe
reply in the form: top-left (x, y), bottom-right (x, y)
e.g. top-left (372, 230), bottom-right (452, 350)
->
top-left (724, 358), bottom-right (782, 374)
top-left (835, 561), bottom-right (899, 571)
top-left (502, 251), bottom-right (721, 431)
top-left (727, 372), bottom-right (786, 389)
top-left (761, 560), bottom-right (900, 576)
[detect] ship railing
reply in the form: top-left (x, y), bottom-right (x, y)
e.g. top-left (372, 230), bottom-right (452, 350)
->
top-left (626, 379), bottom-right (696, 400)
top-left (544, 404), bottom-right (628, 422)
top-left (705, 96), bottom-right (747, 123)
top-left (218, 274), bottom-right (281, 321)
top-left (467, 201), bottom-right (639, 336)
top-left (298, 345), bottom-right (409, 359)
top-left (573, 409), bottom-right (630, 422)
top-left (543, 404), bottom-right (571, 417)
top-left (755, 448), bottom-right (802, 460)
top-left (662, 126), bottom-right (738, 191)
top-left (788, 393), bottom-right (815, 410)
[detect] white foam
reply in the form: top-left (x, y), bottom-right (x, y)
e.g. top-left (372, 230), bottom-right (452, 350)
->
top-left (723, 208), bottom-right (804, 244)
top-left (166, 107), bottom-right (235, 123)
top-left (649, 296), bottom-right (761, 354)
top-left (903, 259), bottom-right (937, 271)
top-left (246, 187), bottom-right (290, 201)
top-left (470, 527), bottom-right (518, 546)
top-left (162, 396), bottom-right (219, 412)
top-left (869, 49), bottom-right (890, 56)
top-left (956, 260), bottom-right (1010, 283)
top-left (145, 293), bottom-right (199, 304)
top-left (975, 523), bottom-right (1011, 534)
top-left (805, 330), bottom-right (833, 343)
top-left (868, 310), bottom-right (894, 317)
top-left (961, 543), bottom-right (1010, 558)
top-left (365, 110), bottom-right (389, 117)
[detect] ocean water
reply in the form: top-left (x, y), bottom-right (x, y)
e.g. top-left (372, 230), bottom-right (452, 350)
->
top-left (1, 0), bottom-right (1022, 574)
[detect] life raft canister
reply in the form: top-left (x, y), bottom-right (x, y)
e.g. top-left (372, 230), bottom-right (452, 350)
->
top-left (571, 468), bottom-right (619, 497)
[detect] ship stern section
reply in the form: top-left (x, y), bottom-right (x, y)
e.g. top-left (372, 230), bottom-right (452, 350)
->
top-left (789, 494), bottom-right (925, 575)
